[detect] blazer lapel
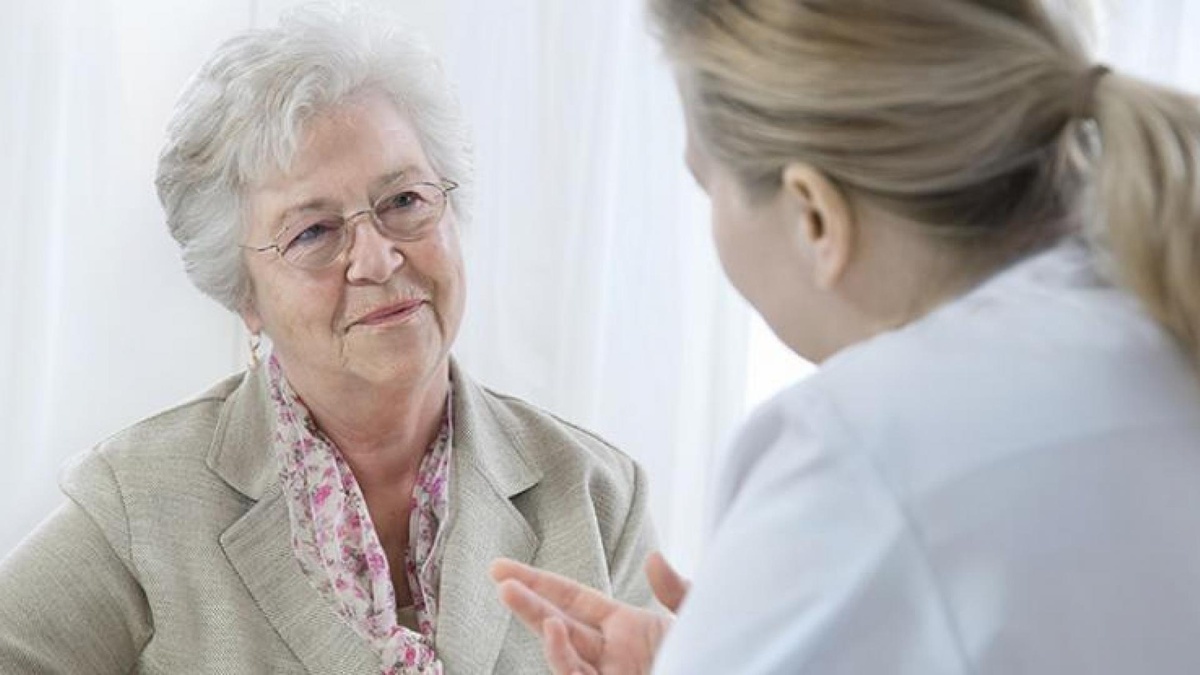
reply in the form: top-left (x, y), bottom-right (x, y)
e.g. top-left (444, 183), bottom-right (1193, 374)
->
top-left (221, 485), bottom-right (380, 673)
top-left (435, 364), bottom-right (542, 674)
top-left (208, 368), bottom-right (378, 673)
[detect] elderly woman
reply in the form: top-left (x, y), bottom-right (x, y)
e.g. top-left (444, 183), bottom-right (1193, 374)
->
top-left (0, 7), bottom-right (656, 674)
top-left (494, 0), bottom-right (1200, 673)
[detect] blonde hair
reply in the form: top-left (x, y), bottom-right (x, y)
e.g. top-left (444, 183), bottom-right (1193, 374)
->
top-left (155, 4), bottom-right (473, 312)
top-left (650, 0), bottom-right (1200, 365)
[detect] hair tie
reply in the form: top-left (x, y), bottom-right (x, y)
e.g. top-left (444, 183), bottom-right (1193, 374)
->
top-left (1075, 64), bottom-right (1111, 120)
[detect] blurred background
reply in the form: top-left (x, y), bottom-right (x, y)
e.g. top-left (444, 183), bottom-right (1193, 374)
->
top-left (1, 0), bottom-right (1196, 571)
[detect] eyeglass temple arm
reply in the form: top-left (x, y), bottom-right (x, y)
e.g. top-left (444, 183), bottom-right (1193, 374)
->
top-left (240, 243), bottom-right (281, 253)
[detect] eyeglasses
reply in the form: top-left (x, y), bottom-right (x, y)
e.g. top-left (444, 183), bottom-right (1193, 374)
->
top-left (242, 178), bottom-right (459, 271)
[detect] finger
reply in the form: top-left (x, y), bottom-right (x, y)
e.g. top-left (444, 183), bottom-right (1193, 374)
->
top-left (645, 551), bottom-right (690, 613)
top-left (496, 578), bottom-right (567, 635)
top-left (544, 616), bottom-right (598, 675)
top-left (496, 579), bottom-right (605, 662)
top-left (491, 558), bottom-right (618, 626)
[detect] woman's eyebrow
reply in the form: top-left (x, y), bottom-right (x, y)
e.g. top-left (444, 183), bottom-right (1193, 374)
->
top-left (272, 166), bottom-right (423, 230)
top-left (373, 166), bottom-right (418, 190)
top-left (276, 198), bottom-right (339, 223)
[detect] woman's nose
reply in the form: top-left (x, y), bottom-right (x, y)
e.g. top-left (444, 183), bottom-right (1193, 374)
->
top-left (344, 214), bottom-right (405, 283)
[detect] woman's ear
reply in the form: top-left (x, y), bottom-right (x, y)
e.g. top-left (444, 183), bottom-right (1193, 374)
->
top-left (238, 300), bottom-right (264, 335)
top-left (780, 163), bottom-right (855, 290)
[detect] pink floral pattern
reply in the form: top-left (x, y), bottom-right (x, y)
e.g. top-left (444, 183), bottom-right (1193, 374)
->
top-left (267, 354), bottom-right (451, 674)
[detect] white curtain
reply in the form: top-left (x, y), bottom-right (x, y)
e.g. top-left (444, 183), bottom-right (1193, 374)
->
top-left (0, 0), bottom-right (748, 571)
top-left (0, 0), bottom-right (252, 554)
top-left (432, 0), bottom-right (749, 569)
top-left (1096, 0), bottom-right (1200, 91)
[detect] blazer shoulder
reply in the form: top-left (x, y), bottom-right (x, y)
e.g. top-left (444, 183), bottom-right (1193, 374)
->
top-left (476, 386), bottom-right (638, 482)
top-left (51, 373), bottom-right (246, 571)
top-left (472, 385), bottom-right (656, 588)
top-left (60, 373), bottom-right (245, 496)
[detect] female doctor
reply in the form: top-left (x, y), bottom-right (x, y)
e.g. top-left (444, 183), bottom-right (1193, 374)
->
top-left (491, 0), bottom-right (1200, 672)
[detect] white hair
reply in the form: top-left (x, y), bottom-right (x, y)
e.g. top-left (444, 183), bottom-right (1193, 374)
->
top-left (155, 3), bottom-right (474, 312)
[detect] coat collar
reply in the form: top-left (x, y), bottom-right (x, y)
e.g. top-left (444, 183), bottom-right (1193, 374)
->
top-left (205, 365), bottom-right (275, 500)
top-left (209, 358), bottom-right (542, 673)
top-left (220, 482), bottom-right (382, 672)
top-left (435, 359), bottom-right (541, 674)
top-left (205, 359), bottom-right (543, 501)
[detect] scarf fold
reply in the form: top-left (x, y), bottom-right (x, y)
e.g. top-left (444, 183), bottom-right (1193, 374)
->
top-left (267, 354), bottom-right (451, 674)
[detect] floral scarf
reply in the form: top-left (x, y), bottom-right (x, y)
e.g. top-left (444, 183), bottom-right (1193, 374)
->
top-left (267, 354), bottom-right (451, 674)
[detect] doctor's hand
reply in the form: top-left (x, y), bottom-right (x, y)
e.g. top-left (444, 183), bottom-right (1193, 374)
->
top-left (490, 552), bottom-right (689, 675)
top-left (643, 552), bottom-right (690, 613)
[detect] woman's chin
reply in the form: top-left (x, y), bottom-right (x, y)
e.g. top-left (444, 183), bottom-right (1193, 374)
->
top-left (342, 340), bottom-right (447, 390)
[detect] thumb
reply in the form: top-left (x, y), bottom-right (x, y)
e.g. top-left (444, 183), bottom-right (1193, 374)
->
top-left (645, 551), bottom-right (690, 613)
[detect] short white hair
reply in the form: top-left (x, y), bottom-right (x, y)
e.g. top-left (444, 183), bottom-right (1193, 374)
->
top-left (155, 3), bottom-right (474, 312)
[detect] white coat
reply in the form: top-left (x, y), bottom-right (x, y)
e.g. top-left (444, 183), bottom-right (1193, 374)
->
top-left (657, 240), bottom-right (1200, 674)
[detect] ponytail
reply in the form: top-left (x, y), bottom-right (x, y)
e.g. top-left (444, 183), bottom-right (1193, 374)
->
top-left (1091, 74), bottom-right (1200, 365)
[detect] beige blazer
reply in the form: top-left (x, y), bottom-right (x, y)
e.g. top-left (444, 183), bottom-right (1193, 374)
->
top-left (0, 361), bottom-right (657, 673)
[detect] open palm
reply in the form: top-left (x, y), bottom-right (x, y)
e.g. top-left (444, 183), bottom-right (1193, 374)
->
top-left (490, 553), bottom-right (688, 675)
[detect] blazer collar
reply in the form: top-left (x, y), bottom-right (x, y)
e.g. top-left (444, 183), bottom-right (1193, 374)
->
top-left (205, 359), bottom-right (544, 502)
top-left (220, 483), bottom-right (382, 672)
top-left (436, 359), bottom-right (542, 673)
top-left (209, 358), bottom-right (544, 673)
top-left (446, 358), bottom-right (542, 498)
top-left (207, 366), bottom-right (375, 671)
top-left (205, 365), bottom-right (276, 500)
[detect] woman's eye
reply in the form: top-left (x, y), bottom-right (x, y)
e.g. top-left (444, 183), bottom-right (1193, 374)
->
top-left (384, 191), bottom-right (421, 210)
top-left (290, 222), bottom-right (337, 246)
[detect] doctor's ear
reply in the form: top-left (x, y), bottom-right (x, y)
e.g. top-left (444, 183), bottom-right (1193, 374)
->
top-left (780, 163), bottom-right (855, 290)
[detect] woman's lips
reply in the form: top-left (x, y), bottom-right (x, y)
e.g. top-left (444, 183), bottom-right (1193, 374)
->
top-left (353, 299), bottom-right (426, 327)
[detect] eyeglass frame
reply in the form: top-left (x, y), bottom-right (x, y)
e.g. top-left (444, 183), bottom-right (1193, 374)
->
top-left (240, 177), bottom-right (459, 270)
